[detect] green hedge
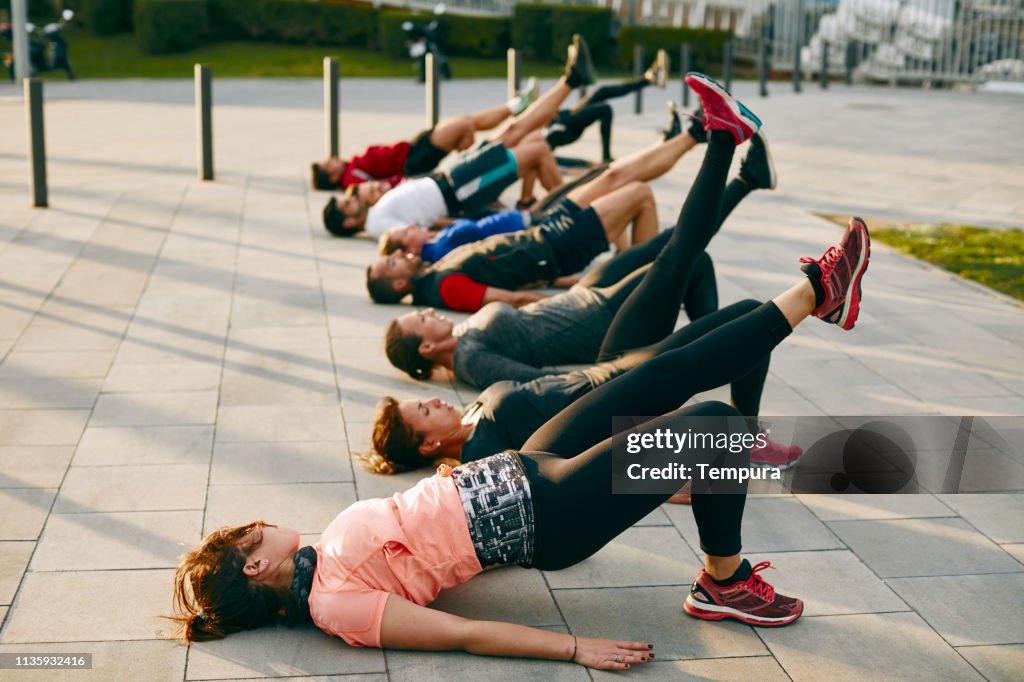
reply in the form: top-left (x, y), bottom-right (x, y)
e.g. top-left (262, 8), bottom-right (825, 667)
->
top-left (616, 25), bottom-right (731, 73)
top-left (208, 0), bottom-right (376, 48)
top-left (511, 4), bottom-right (613, 65)
top-left (134, 0), bottom-right (207, 54)
top-left (82, 0), bottom-right (134, 34)
top-left (377, 10), bottom-right (508, 60)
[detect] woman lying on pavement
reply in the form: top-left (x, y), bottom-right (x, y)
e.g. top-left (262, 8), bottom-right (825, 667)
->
top-left (170, 207), bottom-right (870, 667)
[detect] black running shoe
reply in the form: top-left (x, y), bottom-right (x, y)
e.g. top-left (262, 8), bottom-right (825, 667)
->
top-left (687, 106), bottom-right (707, 144)
top-left (663, 100), bottom-right (683, 141)
top-left (565, 34), bottom-right (596, 89)
top-left (739, 130), bottom-right (777, 190)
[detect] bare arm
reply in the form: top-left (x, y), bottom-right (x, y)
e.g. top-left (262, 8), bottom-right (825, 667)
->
top-left (481, 287), bottom-right (547, 308)
top-left (379, 595), bottom-right (654, 670)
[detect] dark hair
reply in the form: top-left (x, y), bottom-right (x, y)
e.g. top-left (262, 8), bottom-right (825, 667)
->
top-left (310, 163), bottom-right (339, 191)
top-left (168, 522), bottom-right (295, 643)
top-left (322, 194), bottom-right (361, 238)
top-left (384, 317), bottom-right (433, 380)
top-left (368, 396), bottom-right (428, 473)
top-left (366, 264), bottom-right (410, 304)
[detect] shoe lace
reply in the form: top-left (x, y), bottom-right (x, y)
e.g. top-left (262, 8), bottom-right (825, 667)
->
top-left (743, 561), bottom-right (776, 601)
top-left (800, 246), bottom-right (844, 300)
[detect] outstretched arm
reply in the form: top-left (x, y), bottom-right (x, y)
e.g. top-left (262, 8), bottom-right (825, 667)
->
top-left (481, 287), bottom-right (546, 307)
top-left (380, 595), bottom-right (653, 671)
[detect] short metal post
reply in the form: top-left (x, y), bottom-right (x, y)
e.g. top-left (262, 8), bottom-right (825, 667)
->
top-left (323, 57), bottom-right (339, 157)
top-left (680, 43), bottom-right (691, 107)
top-left (506, 48), bottom-right (521, 100)
top-left (759, 40), bottom-right (769, 97)
top-left (723, 40), bottom-right (734, 91)
top-left (633, 44), bottom-right (644, 114)
top-left (793, 16), bottom-right (802, 93)
top-left (11, 0), bottom-right (30, 84)
top-left (845, 40), bottom-right (857, 86)
top-left (820, 41), bottom-right (829, 89)
top-left (195, 64), bottom-right (213, 181)
top-left (425, 53), bottom-right (439, 128)
top-left (25, 79), bottom-right (47, 208)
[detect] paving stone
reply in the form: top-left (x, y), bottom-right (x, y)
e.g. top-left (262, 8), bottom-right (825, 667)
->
top-left (216, 406), bottom-right (345, 442)
top-left (386, 642), bottom-right (587, 682)
top-left (431, 566), bottom-right (562, 626)
top-left (90, 391), bottom-right (218, 427)
top-left (743, 550), bottom-right (907, 617)
top-left (827, 517), bottom-right (1022, 578)
top-left (0, 377), bottom-right (103, 409)
top-left (1002, 543), bottom-right (1024, 566)
top-left (759, 612), bottom-right (984, 681)
top-left (935, 494), bottom-right (1024, 543)
top-left (555, 586), bottom-right (768, 661)
top-left (590, 656), bottom-right (789, 681)
top-left (0, 410), bottom-right (89, 446)
top-left (0, 569), bottom-right (175, 642)
top-left (664, 497), bottom-right (845, 553)
top-left (204, 483), bottom-right (356, 534)
top-left (0, 351), bottom-right (114, 379)
top-left (0, 639), bottom-right (186, 682)
top-left (0, 446), bottom-right (74, 488)
top-left (72, 425), bottom-right (213, 466)
top-left (543, 527), bottom-right (698, 589)
top-left (887, 573), bottom-right (1024, 646)
top-left (190, 676), bottom-right (387, 682)
top-left (956, 644), bottom-right (1024, 682)
top-left (0, 542), bottom-right (33, 604)
top-left (102, 361), bottom-right (222, 392)
top-left (0, 488), bottom-right (57, 540)
top-left (54, 465), bottom-right (208, 513)
top-left (31, 511), bottom-right (201, 571)
top-left (797, 493), bottom-right (955, 521)
top-left (211, 441), bottom-right (352, 485)
top-left (185, 624), bottom-right (385, 680)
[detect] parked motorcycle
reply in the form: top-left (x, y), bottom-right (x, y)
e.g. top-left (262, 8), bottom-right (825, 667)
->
top-left (403, 4), bottom-right (452, 83)
top-left (2, 9), bottom-right (76, 81)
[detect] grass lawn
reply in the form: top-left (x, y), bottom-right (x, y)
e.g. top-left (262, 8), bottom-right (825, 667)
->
top-left (27, 29), bottom-right (632, 80)
top-left (819, 214), bottom-right (1024, 303)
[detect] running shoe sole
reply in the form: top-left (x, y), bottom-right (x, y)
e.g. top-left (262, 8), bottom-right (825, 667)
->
top-left (683, 596), bottom-right (802, 627)
top-left (683, 72), bottom-right (761, 143)
top-left (836, 216), bottom-right (870, 330)
top-left (750, 457), bottom-right (801, 471)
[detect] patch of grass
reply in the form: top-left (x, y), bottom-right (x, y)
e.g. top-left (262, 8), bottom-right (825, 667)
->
top-left (818, 214), bottom-right (1024, 303)
top-left (28, 28), bottom-right (627, 80)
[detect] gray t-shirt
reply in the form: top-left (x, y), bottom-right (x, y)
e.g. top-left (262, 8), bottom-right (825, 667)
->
top-left (451, 284), bottom-right (613, 389)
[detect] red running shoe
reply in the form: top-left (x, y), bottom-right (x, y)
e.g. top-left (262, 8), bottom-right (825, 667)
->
top-left (750, 433), bottom-right (803, 470)
top-left (683, 72), bottom-right (761, 144)
top-left (684, 560), bottom-right (803, 627)
top-left (799, 216), bottom-right (871, 330)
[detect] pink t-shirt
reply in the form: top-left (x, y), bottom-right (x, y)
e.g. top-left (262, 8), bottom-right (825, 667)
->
top-left (309, 475), bottom-right (482, 648)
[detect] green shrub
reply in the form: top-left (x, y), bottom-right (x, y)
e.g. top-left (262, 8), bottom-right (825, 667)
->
top-left (207, 0), bottom-right (376, 48)
top-left (378, 10), bottom-right (508, 60)
top-left (616, 25), bottom-right (731, 72)
top-left (82, 0), bottom-right (134, 34)
top-left (134, 0), bottom-right (207, 54)
top-left (511, 4), bottom-right (613, 65)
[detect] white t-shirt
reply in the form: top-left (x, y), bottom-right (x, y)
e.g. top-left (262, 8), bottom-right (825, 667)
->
top-left (363, 178), bottom-right (447, 237)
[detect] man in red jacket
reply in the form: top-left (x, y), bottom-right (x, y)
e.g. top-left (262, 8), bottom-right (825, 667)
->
top-left (310, 87), bottom-right (539, 191)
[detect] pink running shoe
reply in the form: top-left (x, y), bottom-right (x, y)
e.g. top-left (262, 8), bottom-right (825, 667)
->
top-left (683, 72), bottom-right (761, 144)
top-left (750, 433), bottom-right (803, 470)
top-left (684, 560), bottom-right (803, 627)
top-left (799, 216), bottom-right (871, 330)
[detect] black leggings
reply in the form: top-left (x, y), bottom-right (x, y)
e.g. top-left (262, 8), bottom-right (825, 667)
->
top-left (544, 79), bottom-right (651, 161)
top-left (599, 131), bottom-right (737, 358)
top-left (518, 300), bottom-right (793, 569)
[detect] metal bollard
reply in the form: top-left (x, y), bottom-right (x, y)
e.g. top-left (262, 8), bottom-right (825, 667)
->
top-left (633, 44), bottom-right (644, 114)
top-left (793, 20), bottom-right (802, 93)
top-left (195, 64), bottom-right (213, 181)
top-left (25, 79), bottom-right (47, 208)
top-left (425, 53), bottom-right (439, 129)
top-left (759, 40), bottom-right (769, 97)
top-left (845, 40), bottom-right (857, 86)
top-left (680, 43), bottom-right (691, 107)
top-left (507, 48), bottom-right (521, 100)
top-left (323, 57), bottom-right (339, 158)
top-left (723, 40), bottom-right (734, 91)
top-left (820, 41), bottom-right (829, 89)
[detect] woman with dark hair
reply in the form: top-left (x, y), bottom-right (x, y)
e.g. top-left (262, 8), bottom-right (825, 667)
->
top-left (169, 77), bottom-right (871, 667)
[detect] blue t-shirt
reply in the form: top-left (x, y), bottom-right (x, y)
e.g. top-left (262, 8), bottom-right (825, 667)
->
top-left (420, 211), bottom-right (525, 263)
